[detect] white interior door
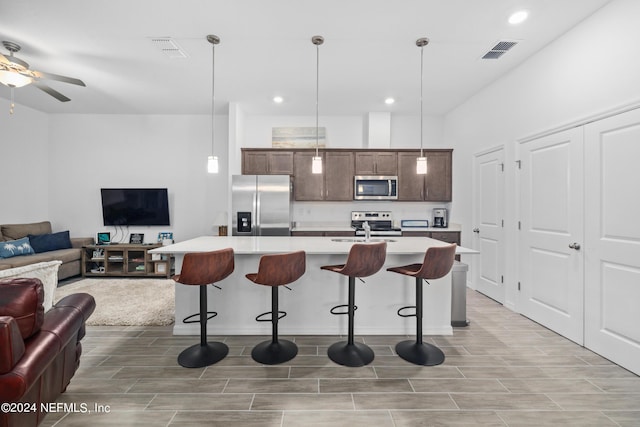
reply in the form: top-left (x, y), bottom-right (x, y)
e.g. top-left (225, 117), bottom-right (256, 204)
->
top-left (584, 108), bottom-right (640, 375)
top-left (473, 147), bottom-right (505, 303)
top-left (518, 127), bottom-right (584, 345)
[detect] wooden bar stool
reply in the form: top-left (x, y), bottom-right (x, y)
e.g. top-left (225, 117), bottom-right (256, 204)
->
top-left (321, 242), bottom-right (387, 367)
top-left (173, 249), bottom-right (234, 368)
top-left (245, 251), bottom-right (306, 364)
top-left (386, 243), bottom-right (456, 366)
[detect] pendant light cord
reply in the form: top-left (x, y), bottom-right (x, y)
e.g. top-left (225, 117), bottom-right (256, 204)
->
top-left (315, 41), bottom-right (320, 157)
top-left (420, 43), bottom-right (424, 158)
top-left (211, 40), bottom-right (216, 156)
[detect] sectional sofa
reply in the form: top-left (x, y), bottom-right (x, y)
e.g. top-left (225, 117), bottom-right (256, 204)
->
top-left (0, 222), bottom-right (93, 281)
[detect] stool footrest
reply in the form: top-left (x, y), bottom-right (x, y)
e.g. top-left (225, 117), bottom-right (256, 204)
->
top-left (330, 304), bottom-right (358, 316)
top-left (255, 310), bottom-right (287, 322)
top-left (183, 311), bottom-right (218, 324)
top-left (397, 305), bottom-right (416, 318)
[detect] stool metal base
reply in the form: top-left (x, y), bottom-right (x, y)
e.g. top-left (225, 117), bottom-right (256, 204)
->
top-left (328, 341), bottom-right (374, 367)
top-left (178, 342), bottom-right (229, 368)
top-left (395, 340), bottom-right (445, 366)
top-left (252, 339), bottom-right (298, 365)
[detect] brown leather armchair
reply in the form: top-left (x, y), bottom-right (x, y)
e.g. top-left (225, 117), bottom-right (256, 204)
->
top-left (0, 278), bottom-right (95, 427)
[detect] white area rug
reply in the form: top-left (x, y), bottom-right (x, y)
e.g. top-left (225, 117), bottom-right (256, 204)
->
top-left (55, 278), bottom-right (175, 326)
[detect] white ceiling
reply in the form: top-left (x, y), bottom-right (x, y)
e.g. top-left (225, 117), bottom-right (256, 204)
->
top-left (0, 0), bottom-right (611, 116)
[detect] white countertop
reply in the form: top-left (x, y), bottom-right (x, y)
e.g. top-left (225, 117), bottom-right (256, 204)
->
top-left (401, 223), bottom-right (462, 232)
top-left (291, 222), bottom-right (462, 233)
top-left (150, 235), bottom-right (478, 256)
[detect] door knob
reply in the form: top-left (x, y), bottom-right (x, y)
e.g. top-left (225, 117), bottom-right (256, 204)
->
top-left (473, 228), bottom-right (480, 233)
top-left (568, 243), bottom-right (581, 250)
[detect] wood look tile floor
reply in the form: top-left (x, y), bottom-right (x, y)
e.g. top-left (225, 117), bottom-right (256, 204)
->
top-left (44, 289), bottom-right (640, 426)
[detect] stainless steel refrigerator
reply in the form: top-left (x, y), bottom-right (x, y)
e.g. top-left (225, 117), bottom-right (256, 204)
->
top-left (231, 175), bottom-right (292, 236)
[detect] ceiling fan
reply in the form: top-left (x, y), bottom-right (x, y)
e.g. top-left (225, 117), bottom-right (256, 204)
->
top-left (0, 40), bottom-right (85, 104)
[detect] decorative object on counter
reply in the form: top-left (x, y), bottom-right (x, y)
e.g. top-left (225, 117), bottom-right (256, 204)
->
top-left (206, 34), bottom-right (220, 174)
top-left (214, 211), bottom-right (228, 236)
top-left (272, 127), bottom-right (326, 148)
top-left (416, 37), bottom-right (429, 175)
top-left (311, 35), bottom-right (324, 174)
top-left (322, 242), bottom-right (387, 367)
top-left (387, 243), bottom-right (456, 366)
top-left (246, 250), bottom-right (306, 364)
top-left (129, 233), bottom-right (144, 244)
top-left (173, 249), bottom-right (235, 368)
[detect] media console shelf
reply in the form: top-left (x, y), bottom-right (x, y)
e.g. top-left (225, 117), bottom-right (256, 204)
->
top-left (81, 244), bottom-right (172, 278)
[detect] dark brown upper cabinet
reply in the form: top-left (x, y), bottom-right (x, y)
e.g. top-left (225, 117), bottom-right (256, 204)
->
top-left (354, 151), bottom-right (397, 175)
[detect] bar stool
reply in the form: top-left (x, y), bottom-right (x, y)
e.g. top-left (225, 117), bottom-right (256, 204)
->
top-left (245, 251), bottom-right (306, 364)
top-left (321, 242), bottom-right (387, 367)
top-left (173, 249), bottom-right (234, 368)
top-left (386, 243), bottom-right (456, 366)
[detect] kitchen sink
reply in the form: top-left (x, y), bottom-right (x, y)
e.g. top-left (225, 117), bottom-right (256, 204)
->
top-left (331, 238), bottom-right (397, 243)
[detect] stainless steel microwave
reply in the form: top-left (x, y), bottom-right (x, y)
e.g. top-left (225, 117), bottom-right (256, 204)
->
top-left (354, 176), bottom-right (398, 200)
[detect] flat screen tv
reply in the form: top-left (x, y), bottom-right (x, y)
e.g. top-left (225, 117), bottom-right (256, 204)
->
top-left (101, 188), bottom-right (170, 226)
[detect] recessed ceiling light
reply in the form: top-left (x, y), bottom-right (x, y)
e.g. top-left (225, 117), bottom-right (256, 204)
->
top-left (508, 10), bottom-right (529, 25)
top-left (384, 97), bottom-right (395, 105)
top-left (273, 96), bottom-right (284, 103)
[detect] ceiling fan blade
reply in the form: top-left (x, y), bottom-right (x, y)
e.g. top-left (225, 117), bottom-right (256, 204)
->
top-left (33, 81), bottom-right (71, 102)
top-left (33, 70), bottom-right (85, 87)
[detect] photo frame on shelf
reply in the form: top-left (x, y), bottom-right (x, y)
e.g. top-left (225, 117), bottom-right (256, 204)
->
top-left (157, 232), bottom-right (174, 244)
top-left (129, 233), bottom-right (144, 244)
top-left (97, 232), bottom-right (111, 245)
top-left (155, 262), bottom-right (167, 274)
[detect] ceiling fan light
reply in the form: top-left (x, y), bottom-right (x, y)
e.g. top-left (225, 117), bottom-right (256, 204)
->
top-left (0, 70), bottom-right (32, 88)
top-left (416, 156), bottom-right (427, 175)
top-left (312, 156), bottom-right (323, 174)
top-left (207, 155), bottom-right (219, 174)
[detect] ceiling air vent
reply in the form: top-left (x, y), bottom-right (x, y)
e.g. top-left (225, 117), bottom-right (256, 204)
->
top-left (150, 37), bottom-right (188, 59)
top-left (482, 40), bottom-right (518, 59)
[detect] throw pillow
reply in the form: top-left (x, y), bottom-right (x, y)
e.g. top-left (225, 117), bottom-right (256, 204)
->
top-left (28, 231), bottom-right (72, 253)
top-left (0, 237), bottom-right (35, 259)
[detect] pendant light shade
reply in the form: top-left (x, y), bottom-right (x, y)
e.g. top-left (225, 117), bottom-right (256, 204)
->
top-left (312, 35), bottom-right (324, 174)
top-left (312, 156), bottom-right (322, 174)
top-left (416, 156), bottom-right (427, 174)
top-left (416, 37), bottom-right (429, 175)
top-left (207, 34), bottom-right (220, 174)
top-left (207, 155), bottom-right (219, 173)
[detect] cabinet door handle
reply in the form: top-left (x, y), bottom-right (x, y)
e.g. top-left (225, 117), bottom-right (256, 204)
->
top-left (473, 228), bottom-right (480, 233)
top-left (568, 243), bottom-right (581, 250)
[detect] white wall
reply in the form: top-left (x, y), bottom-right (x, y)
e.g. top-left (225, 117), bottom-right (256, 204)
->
top-left (46, 114), bottom-right (229, 242)
top-left (0, 98), bottom-right (50, 224)
top-left (443, 0), bottom-right (640, 306)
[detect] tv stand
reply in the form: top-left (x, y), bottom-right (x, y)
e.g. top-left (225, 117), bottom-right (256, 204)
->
top-left (81, 244), bottom-right (172, 278)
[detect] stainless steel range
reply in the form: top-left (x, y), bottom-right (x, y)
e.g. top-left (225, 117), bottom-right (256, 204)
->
top-left (351, 211), bottom-right (402, 236)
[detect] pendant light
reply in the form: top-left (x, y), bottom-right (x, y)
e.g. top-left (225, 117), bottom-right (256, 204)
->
top-left (416, 37), bottom-right (429, 175)
top-left (207, 34), bottom-right (220, 174)
top-left (311, 35), bottom-right (324, 174)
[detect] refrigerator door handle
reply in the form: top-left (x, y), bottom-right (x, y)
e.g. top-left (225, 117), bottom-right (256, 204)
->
top-left (255, 192), bottom-right (261, 235)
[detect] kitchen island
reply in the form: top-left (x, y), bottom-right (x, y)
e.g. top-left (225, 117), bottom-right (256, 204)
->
top-left (150, 236), bottom-right (477, 336)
